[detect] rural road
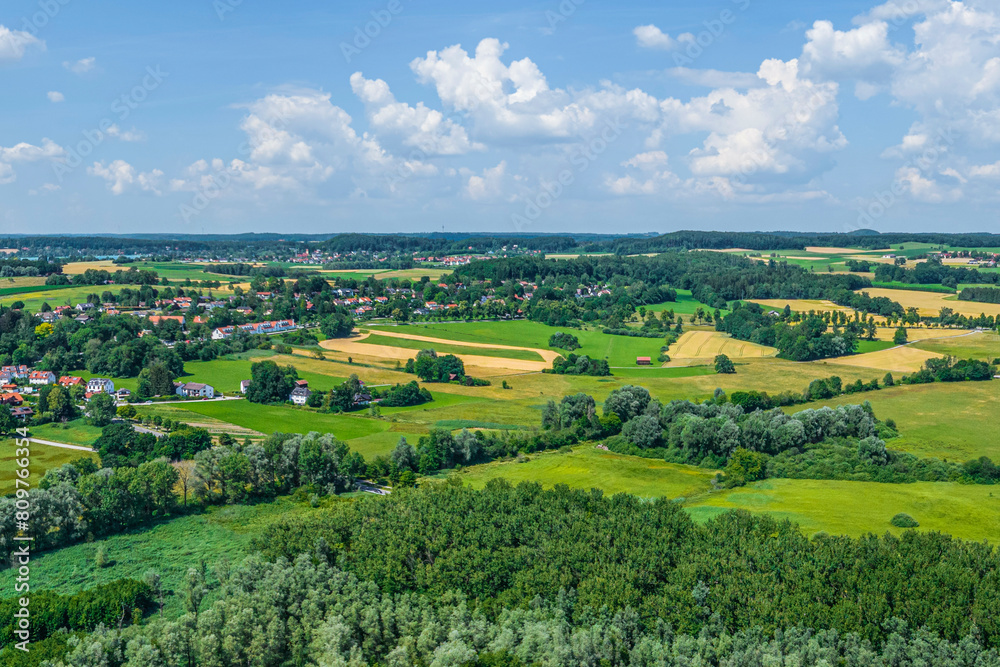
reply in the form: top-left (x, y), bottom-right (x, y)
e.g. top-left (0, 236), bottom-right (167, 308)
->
top-left (28, 438), bottom-right (95, 452)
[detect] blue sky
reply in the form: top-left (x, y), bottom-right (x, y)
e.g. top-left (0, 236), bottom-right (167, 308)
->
top-left (1, 0), bottom-right (998, 235)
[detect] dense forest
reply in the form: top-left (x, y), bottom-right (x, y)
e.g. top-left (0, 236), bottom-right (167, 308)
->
top-left (4, 230), bottom-right (1000, 262)
top-left (960, 286), bottom-right (1000, 304)
top-left (453, 252), bottom-right (891, 328)
top-left (584, 230), bottom-right (1000, 253)
top-left (11, 484), bottom-right (999, 666)
top-left (874, 258), bottom-right (1000, 287)
top-left (320, 233), bottom-right (581, 254)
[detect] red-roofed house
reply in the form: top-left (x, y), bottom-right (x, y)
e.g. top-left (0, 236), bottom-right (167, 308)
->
top-left (29, 370), bottom-right (56, 385)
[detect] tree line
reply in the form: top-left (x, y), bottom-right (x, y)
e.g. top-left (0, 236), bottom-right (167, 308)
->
top-left (959, 286), bottom-right (1000, 304)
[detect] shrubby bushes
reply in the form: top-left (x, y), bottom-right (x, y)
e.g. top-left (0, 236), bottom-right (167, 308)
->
top-left (902, 356), bottom-right (994, 383)
top-left (1, 459), bottom-right (178, 553)
top-left (548, 331), bottom-right (580, 350)
top-left (192, 432), bottom-right (365, 504)
top-left (602, 327), bottom-right (664, 338)
top-left (378, 380), bottom-right (432, 407)
top-left (549, 353), bottom-right (611, 376)
top-left (403, 349), bottom-right (490, 385)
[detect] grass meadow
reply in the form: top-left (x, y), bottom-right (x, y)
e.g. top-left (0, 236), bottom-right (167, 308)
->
top-left (912, 330), bottom-right (1000, 361)
top-left (456, 446), bottom-right (718, 499)
top-left (0, 497), bottom-right (331, 617)
top-left (0, 440), bottom-right (98, 494)
top-left (686, 478), bottom-right (1000, 542)
top-left (29, 421), bottom-right (104, 446)
top-left (793, 380), bottom-right (999, 461)
top-left (0, 285), bottom-right (128, 311)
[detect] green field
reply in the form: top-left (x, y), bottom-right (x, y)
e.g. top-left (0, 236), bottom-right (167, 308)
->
top-left (912, 330), bottom-right (1000, 361)
top-left (29, 421), bottom-right (104, 446)
top-left (368, 320), bottom-right (669, 367)
top-left (641, 289), bottom-right (727, 316)
top-left (455, 446), bottom-right (1000, 542)
top-left (0, 439), bottom-right (98, 494)
top-left (792, 381), bottom-right (1000, 461)
top-left (610, 365), bottom-right (717, 379)
top-left (855, 339), bottom-right (896, 354)
top-left (687, 478), bottom-right (1000, 542)
top-left (141, 399), bottom-right (386, 438)
top-left (872, 281), bottom-right (955, 293)
top-left (360, 332), bottom-right (545, 361)
top-left (180, 355), bottom-right (347, 395)
top-left (0, 283), bottom-right (78, 298)
top-left (0, 497), bottom-right (327, 616)
top-left (457, 445), bottom-right (718, 499)
top-left (0, 285), bottom-right (128, 311)
top-left (134, 399), bottom-right (406, 458)
top-left (69, 352), bottom-right (348, 398)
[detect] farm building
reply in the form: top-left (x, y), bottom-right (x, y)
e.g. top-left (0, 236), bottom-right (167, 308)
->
top-left (636, 357), bottom-right (652, 365)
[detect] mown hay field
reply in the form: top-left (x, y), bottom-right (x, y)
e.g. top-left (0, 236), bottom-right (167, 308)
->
top-left (748, 298), bottom-right (855, 314)
top-left (860, 287), bottom-right (1000, 318)
top-left (814, 346), bottom-right (943, 373)
top-left (667, 331), bottom-right (776, 365)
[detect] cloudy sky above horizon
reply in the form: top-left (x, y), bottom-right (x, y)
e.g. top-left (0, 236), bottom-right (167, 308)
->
top-left (1, 0), bottom-right (999, 236)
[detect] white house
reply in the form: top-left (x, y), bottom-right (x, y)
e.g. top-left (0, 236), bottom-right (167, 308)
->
top-left (289, 386), bottom-right (312, 405)
top-left (87, 378), bottom-right (115, 393)
top-left (240, 380), bottom-right (251, 394)
top-left (2, 365), bottom-right (30, 380)
top-left (29, 370), bottom-right (56, 385)
top-left (176, 382), bottom-right (215, 398)
top-left (212, 319), bottom-right (296, 340)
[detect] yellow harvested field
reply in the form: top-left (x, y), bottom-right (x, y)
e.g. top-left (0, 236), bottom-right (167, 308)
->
top-left (874, 327), bottom-right (973, 342)
top-left (748, 298), bottom-right (855, 314)
top-left (820, 346), bottom-right (943, 373)
top-left (320, 330), bottom-right (556, 373)
top-left (62, 261), bottom-right (119, 274)
top-left (667, 331), bottom-right (776, 365)
top-left (859, 288), bottom-right (1000, 318)
top-left (0, 276), bottom-right (48, 288)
